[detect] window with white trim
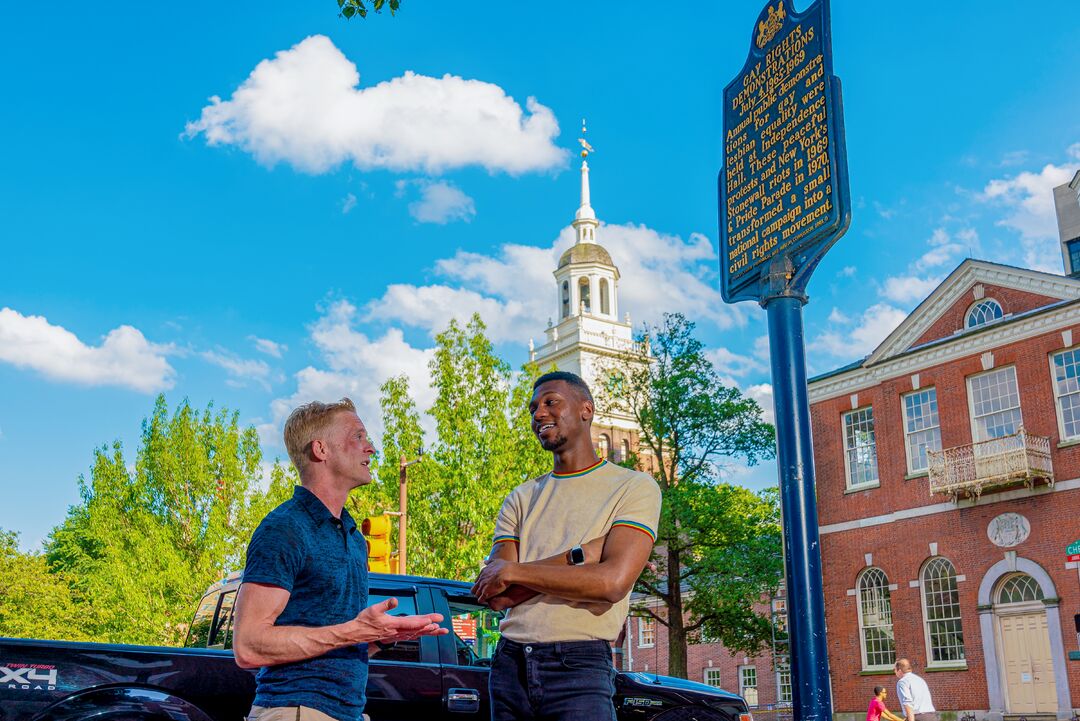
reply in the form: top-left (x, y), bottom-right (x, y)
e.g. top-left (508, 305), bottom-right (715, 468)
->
top-left (637, 616), bottom-right (655, 647)
top-left (968, 366), bottom-right (1022, 442)
top-left (843, 407), bottom-right (878, 489)
top-left (738, 665), bottom-right (758, 706)
top-left (966, 299), bottom-right (1003, 328)
top-left (857, 568), bottom-right (896, 669)
top-left (776, 664), bottom-right (792, 703)
top-left (921, 557), bottom-right (965, 664)
top-left (1052, 347), bottom-right (1080, 440)
top-left (620, 439), bottom-right (630, 462)
top-left (903, 388), bottom-right (941, 474)
top-left (704, 668), bottom-right (723, 688)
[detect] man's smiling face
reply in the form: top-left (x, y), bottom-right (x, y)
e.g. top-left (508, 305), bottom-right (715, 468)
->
top-left (528, 380), bottom-right (590, 452)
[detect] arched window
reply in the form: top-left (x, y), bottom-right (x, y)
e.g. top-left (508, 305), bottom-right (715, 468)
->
top-left (600, 278), bottom-right (610, 315)
top-left (561, 281), bottom-right (570, 319)
top-left (996, 573), bottom-right (1044, 604)
top-left (857, 568), bottom-right (895, 669)
top-left (578, 278), bottom-right (591, 314)
top-left (966, 299), bottom-right (1003, 328)
top-left (921, 558), bottom-right (965, 663)
top-left (598, 434), bottom-right (611, 459)
top-left (620, 439), bottom-right (630, 462)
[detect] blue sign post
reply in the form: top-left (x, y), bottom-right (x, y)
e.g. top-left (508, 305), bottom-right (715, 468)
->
top-left (718, 2), bottom-right (850, 721)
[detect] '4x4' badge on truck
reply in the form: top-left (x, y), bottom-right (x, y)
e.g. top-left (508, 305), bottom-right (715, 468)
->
top-left (2, 665), bottom-right (58, 691)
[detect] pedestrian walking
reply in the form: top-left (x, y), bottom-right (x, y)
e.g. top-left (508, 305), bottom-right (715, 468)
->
top-left (895, 658), bottom-right (937, 721)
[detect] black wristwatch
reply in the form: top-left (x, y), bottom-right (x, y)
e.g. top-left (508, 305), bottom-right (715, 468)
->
top-left (568, 545), bottom-right (586, 566)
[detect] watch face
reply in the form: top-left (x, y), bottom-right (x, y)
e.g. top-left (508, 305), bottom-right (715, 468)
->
top-left (570, 546), bottom-right (586, 565)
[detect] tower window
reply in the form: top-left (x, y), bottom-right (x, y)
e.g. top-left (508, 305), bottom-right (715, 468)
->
top-left (1068, 239), bottom-right (1080, 278)
top-left (578, 278), bottom-right (591, 314)
top-left (561, 281), bottom-right (570, 319)
top-left (600, 278), bottom-right (610, 315)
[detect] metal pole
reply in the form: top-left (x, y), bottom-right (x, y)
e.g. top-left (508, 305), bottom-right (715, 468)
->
top-left (398, 455), bottom-right (408, 576)
top-left (764, 294), bottom-right (832, 721)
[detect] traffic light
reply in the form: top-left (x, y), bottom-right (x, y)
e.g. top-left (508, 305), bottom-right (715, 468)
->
top-left (362, 515), bottom-right (393, 573)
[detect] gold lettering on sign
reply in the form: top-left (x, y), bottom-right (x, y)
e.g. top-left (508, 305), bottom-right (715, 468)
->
top-left (725, 17), bottom-right (835, 280)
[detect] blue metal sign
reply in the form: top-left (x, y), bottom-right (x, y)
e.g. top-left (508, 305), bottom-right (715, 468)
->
top-left (719, 0), bottom-right (850, 304)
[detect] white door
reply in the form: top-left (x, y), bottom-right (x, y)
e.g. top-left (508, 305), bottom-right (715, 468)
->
top-left (999, 611), bottom-right (1057, 714)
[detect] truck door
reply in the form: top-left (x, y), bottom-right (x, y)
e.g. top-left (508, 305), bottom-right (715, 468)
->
top-left (365, 584), bottom-right (445, 721)
top-left (434, 591), bottom-right (503, 720)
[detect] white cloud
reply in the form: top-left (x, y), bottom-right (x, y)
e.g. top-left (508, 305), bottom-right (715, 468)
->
top-left (250, 336), bottom-right (287, 358)
top-left (880, 275), bottom-right (942, 305)
top-left (201, 349), bottom-right (277, 390)
top-left (744, 383), bottom-right (775, 425)
top-left (341, 192), bottom-right (357, 214)
top-left (827, 307), bottom-right (850, 325)
top-left (0, 308), bottom-right (174, 393)
top-left (366, 222), bottom-right (741, 345)
top-left (185, 35), bottom-right (567, 175)
top-left (983, 150), bottom-right (1078, 271)
top-left (707, 347), bottom-right (764, 379)
top-left (266, 300), bottom-right (435, 449)
top-left (811, 303), bottom-right (906, 359)
top-left (405, 180), bottom-right (476, 224)
top-left (838, 265), bottom-right (857, 278)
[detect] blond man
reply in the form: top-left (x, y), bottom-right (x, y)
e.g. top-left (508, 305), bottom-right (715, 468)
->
top-left (233, 398), bottom-right (448, 721)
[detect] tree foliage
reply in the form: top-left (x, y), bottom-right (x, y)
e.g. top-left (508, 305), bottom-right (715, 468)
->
top-left (598, 313), bottom-right (780, 678)
top-left (372, 314), bottom-right (549, 580)
top-left (0, 530), bottom-right (87, 641)
top-left (44, 396), bottom-right (296, 645)
top-left (338, 0), bottom-right (400, 20)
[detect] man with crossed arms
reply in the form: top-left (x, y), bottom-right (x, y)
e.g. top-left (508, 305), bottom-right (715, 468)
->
top-left (473, 371), bottom-right (662, 720)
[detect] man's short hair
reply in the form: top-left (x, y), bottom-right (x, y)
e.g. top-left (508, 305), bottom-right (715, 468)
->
top-left (895, 658), bottom-right (911, 672)
top-left (283, 398), bottom-right (357, 473)
top-left (873, 686), bottom-right (885, 696)
top-left (533, 371), bottom-right (593, 403)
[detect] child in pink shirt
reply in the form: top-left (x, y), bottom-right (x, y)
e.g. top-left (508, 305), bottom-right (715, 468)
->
top-left (868, 686), bottom-right (905, 721)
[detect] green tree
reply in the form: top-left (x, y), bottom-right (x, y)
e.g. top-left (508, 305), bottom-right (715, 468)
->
top-left (0, 530), bottom-right (87, 641)
top-left (372, 314), bottom-right (549, 580)
top-left (338, 0), bottom-right (400, 20)
top-left (46, 396), bottom-right (296, 645)
top-left (598, 313), bottom-right (779, 678)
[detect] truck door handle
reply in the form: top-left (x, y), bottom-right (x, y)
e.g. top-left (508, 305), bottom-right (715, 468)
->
top-left (447, 687), bottom-right (480, 713)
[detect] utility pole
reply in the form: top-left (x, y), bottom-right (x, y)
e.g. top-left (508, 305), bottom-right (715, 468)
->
top-left (398, 451), bottom-right (422, 575)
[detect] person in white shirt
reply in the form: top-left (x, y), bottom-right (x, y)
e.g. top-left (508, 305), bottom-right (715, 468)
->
top-left (894, 658), bottom-right (937, 721)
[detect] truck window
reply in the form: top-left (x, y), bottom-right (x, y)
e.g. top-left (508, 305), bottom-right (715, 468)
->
top-left (184, 592), bottom-right (219, 649)
top-left (446, 596), bottom-right (502, 667)
top-left (369, 591), bottom-right (420, 664)
top-left (208, 589), bottom-right (237, 650)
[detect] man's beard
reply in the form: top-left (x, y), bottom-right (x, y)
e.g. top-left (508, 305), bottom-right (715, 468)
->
top-left (539, 432), bottom-right (568, 452)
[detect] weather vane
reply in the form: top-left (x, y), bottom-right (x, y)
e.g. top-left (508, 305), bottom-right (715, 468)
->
top-left (578, 118), bottom-right (595, 158)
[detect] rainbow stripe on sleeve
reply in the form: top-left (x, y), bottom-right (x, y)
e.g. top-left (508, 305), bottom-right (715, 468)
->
top-left (493, 534), bottom-right (520, 545)
top-left (612, 520), bottom-right (657, 541)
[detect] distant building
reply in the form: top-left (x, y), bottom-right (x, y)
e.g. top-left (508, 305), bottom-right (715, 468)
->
top-left (808, 259), bottom-right (1080, 721)
top-left (1055, 170), bottom-right (1080, 278)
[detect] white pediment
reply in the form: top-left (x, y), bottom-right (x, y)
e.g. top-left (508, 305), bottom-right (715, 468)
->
top-left (865, 260), bottom-right (1080, 366)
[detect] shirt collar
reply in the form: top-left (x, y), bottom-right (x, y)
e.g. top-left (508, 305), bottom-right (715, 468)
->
top-left (293, 485), bottom-right (356, 532)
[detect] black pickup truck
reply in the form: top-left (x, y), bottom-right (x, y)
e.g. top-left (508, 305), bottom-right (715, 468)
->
top-left (0, 572), bottom-right (750, 721)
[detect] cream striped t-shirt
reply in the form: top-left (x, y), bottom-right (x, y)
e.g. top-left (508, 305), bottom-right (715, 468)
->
top-left (492, 459), bottom-right (661, 642)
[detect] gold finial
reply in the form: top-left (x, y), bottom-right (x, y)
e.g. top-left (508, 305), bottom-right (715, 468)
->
top-left (578, 118), bottom-right (595, 158)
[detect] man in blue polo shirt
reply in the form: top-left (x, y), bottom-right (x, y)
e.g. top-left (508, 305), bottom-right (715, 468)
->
top-left (233, 398), bottom-right (448, 721)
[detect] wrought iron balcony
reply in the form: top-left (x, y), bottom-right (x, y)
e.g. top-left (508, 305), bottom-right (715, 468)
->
top-left (927, 429), bottom-right (1053, 500)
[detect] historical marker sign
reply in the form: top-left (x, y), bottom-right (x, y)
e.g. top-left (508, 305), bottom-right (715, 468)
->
top-left (719, 0), bottom-right (851, 303)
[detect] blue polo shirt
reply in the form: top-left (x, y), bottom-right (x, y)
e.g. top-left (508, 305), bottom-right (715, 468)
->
top-left (243, 485), bottom-right (370, 721)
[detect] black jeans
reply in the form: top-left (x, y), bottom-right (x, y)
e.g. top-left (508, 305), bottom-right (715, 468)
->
top-left (489, 638), bottom-right (616, 721)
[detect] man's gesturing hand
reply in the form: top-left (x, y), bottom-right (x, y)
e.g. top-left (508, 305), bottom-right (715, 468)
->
top-left (353, 597), bottom-right (448, 644)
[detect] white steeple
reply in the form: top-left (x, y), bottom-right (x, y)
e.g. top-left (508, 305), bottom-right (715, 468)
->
top-left (573, 119), bottom-right (599, 244)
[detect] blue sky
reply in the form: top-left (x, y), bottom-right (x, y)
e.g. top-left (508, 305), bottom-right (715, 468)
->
top-left (2, 2), bottom-right (1078, 551)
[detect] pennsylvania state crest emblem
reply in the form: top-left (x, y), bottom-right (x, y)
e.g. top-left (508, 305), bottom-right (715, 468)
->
top-left (756, 3), bottom-right (786, 48)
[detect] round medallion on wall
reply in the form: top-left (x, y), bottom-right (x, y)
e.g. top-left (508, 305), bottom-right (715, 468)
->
top-left (986, 513), bottom-right (1030, 548)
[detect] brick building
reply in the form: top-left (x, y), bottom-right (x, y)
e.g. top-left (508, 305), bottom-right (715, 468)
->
top-left (615, 594), bottom-right (792, 712)
top-left (807, 259), bottom-right (1080, 721)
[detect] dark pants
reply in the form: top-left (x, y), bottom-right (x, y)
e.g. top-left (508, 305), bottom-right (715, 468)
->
top-left (489, 638), bottom-right (616, 721)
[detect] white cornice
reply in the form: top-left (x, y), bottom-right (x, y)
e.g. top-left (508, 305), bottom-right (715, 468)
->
top-left (808, 300), bottom-right (1080, 403)
top-left (866, 260), bottom-right (1080, 366)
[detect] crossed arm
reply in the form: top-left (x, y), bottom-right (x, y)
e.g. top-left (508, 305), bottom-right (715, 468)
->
top-left (471, 526), bottom-right (654, 608)
top-left (232, 583), bottom-right (448, 669)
